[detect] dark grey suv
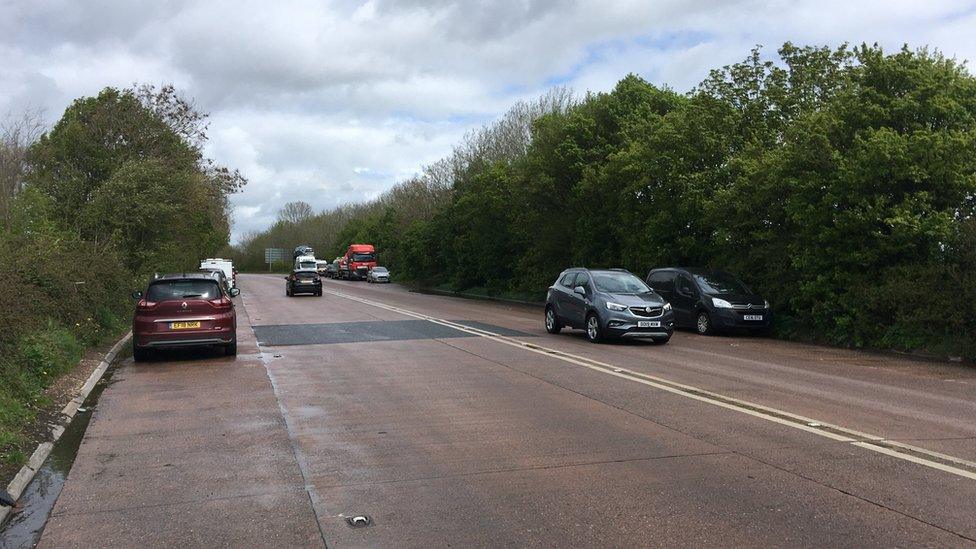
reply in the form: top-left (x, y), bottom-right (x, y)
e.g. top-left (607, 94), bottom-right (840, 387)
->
top-left (545, 268), bottom-right (674, 343)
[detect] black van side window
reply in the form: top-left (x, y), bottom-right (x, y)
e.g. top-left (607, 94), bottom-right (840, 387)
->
top-left (647, 271), bottom-right (674, 292)
top-left (677, 275), bottom-right (695, 295)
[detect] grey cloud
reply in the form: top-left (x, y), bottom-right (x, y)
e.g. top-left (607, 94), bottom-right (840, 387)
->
top-left (2, 0), bottom-right (974, 242)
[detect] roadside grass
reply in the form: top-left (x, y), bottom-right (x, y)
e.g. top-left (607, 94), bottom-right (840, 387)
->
top-left (0, 317), bottom-right (124, 470)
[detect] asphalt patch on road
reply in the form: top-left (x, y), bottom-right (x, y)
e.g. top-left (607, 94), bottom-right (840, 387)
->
top-left (253, 319), bottom-right (531, 347)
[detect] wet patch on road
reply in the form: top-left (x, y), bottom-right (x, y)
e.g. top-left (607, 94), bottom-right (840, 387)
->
top-left (253, 319), bottom-right (530, 347)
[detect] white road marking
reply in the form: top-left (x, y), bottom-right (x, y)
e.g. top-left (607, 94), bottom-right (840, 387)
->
top-left (322, 286), bottom-right (976, 481)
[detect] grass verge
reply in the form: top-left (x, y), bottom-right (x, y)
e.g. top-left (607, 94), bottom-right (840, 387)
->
top-left (0, 317), bottom-right (125, 473)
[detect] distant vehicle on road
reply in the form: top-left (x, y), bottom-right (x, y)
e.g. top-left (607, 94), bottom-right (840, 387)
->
top-left (199, 267), bottom-right (230, 291)
top-left (131, 273), bottom-right (240, 361)
top-left (366, 266), bottom-right (390, 283)
top-left (324, 261), bottom-right (339, 278)
top-left (294, 254), bottom-right (317, 271)
top-left (315, 260), bottom-right (331, 275)
top-left (199, 258), bottom-right (235, 288)
top-left (293, 245), bottom-right (314, 260)
top-left (286, 269), bottom-right (322, 296)
top-left (546, 268), bottom-right (674, 344)
top-left (646, 268), bottom-right (770, 335)
top-left (339, 244), bottom-right (376, 280)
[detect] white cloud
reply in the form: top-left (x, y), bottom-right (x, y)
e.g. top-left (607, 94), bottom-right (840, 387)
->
top-left (2, 0), bottom-right (975, 242)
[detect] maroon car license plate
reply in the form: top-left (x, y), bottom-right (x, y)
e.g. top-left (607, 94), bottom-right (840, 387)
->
top-left (170, 321), bottom-right (201, 330)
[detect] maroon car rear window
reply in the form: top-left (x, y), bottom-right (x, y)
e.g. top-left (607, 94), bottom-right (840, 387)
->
top-left (147, 280), bottom-right (220, 301)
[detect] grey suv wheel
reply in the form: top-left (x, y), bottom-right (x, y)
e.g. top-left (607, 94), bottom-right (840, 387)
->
top-left (585, 313), bottom-right (602, 343)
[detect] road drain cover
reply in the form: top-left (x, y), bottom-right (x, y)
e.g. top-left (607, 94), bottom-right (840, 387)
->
top-left (346, 515), bottom-right (372, 528)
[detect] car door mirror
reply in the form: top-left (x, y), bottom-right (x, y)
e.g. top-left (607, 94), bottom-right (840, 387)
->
top-left (573, 286), bottom-right (587, 296)
top-left (228, 288), bottom-right (240, 297)
top-left (131, 290), bottom-right (143, 300)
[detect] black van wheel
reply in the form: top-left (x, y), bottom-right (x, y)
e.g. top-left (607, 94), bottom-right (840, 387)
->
top-left (585, 313), bottom-right (603, 343)
top-left (545, 306), bottom-right (562, 334)
top-left (696, 311), bottom-right (713, 335)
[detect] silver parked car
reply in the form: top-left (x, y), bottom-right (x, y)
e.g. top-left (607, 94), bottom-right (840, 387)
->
top-left (366, 266), bottom-right (390, 283)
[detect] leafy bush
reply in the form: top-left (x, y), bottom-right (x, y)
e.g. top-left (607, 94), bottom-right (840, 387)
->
top-left (0, 84), bottom-right (245, 467)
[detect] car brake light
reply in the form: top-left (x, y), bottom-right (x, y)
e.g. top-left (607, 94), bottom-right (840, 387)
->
top-left (211, 296), bottom-right (232, 309)
top-left (137, 299), bottom-right (156, 310)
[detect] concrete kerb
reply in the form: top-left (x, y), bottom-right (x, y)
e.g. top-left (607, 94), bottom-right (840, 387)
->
top-left (0, 331), bottom-right (132, 527)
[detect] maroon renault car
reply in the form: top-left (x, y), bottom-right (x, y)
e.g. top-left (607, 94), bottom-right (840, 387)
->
top-left (131, 273), bottom-right (240, 361)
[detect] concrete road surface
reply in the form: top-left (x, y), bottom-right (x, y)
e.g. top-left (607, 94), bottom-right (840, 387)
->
top-left (35, 274), bottom-right (976, 547)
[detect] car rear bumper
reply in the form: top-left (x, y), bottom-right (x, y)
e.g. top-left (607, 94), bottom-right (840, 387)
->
top-left (134, 311), bottom-right (236, 348)
top-left (290, 281), bottom-right (321, 292)
top-left (138, 336), bottom-right (235, 349)
top-left (134, 328), bottom-right (236, 348)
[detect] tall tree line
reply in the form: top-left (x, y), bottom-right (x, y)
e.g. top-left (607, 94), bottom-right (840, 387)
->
top-left (236, 43), bottom-right (976, 358)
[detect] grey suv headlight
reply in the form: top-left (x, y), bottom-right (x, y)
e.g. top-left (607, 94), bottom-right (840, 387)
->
top-left (606, 302), bottom-right (627, 311)
top-left (712, 297), bottom-right (733, 309)
top-left (663, 302), bottom-right (672, 312)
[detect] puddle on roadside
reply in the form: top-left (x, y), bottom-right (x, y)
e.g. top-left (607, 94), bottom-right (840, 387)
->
top-left (0, 360), bottom-right (123, 548)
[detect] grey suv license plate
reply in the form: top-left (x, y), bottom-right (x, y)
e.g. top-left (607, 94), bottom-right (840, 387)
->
top-left (637, 321), bottom-right (660, 328)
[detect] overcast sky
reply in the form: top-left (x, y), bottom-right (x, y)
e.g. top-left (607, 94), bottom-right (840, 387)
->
top-left (3, 0), bottom-right (975, 242)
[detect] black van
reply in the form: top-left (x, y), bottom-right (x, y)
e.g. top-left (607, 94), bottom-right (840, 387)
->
top-left (645, 268), bottom-right (771, 335)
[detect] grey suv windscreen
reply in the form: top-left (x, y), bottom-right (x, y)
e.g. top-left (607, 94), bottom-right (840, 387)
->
top-left (592, 272), bottom-right (651, 294)
top-left (694, 273), bottom-right (751, 294)
top-left (147, 280), bottom-right (221, 301)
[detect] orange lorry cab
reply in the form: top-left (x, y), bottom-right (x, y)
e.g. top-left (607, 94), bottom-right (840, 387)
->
top-left (340, 244), bottom-right (377, 280)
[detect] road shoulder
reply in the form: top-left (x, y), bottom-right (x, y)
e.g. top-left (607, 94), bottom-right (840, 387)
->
top-left (36, 293), bottom-right (323, 547)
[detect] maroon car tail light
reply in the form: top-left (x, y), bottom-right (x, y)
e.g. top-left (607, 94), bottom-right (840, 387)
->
top-left (137, 299), bottom-right (156, 311)
top-left (210, 296), bottom-right (233, 310)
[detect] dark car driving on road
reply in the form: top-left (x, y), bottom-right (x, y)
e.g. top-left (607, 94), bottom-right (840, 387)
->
top-left (646, 268), bottom-right (770, 335)
top-left (131, 273), bottom-right (240, 361)
top-left (286, 268), bottom-right (322, 296)
top-left (545, 268), bottom-right (674, 343)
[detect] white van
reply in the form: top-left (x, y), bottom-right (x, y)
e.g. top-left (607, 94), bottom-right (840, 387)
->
top-left (295, 255), bottom-right (317, 271)
top-left (200, 258), bottom-right (235, 288)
